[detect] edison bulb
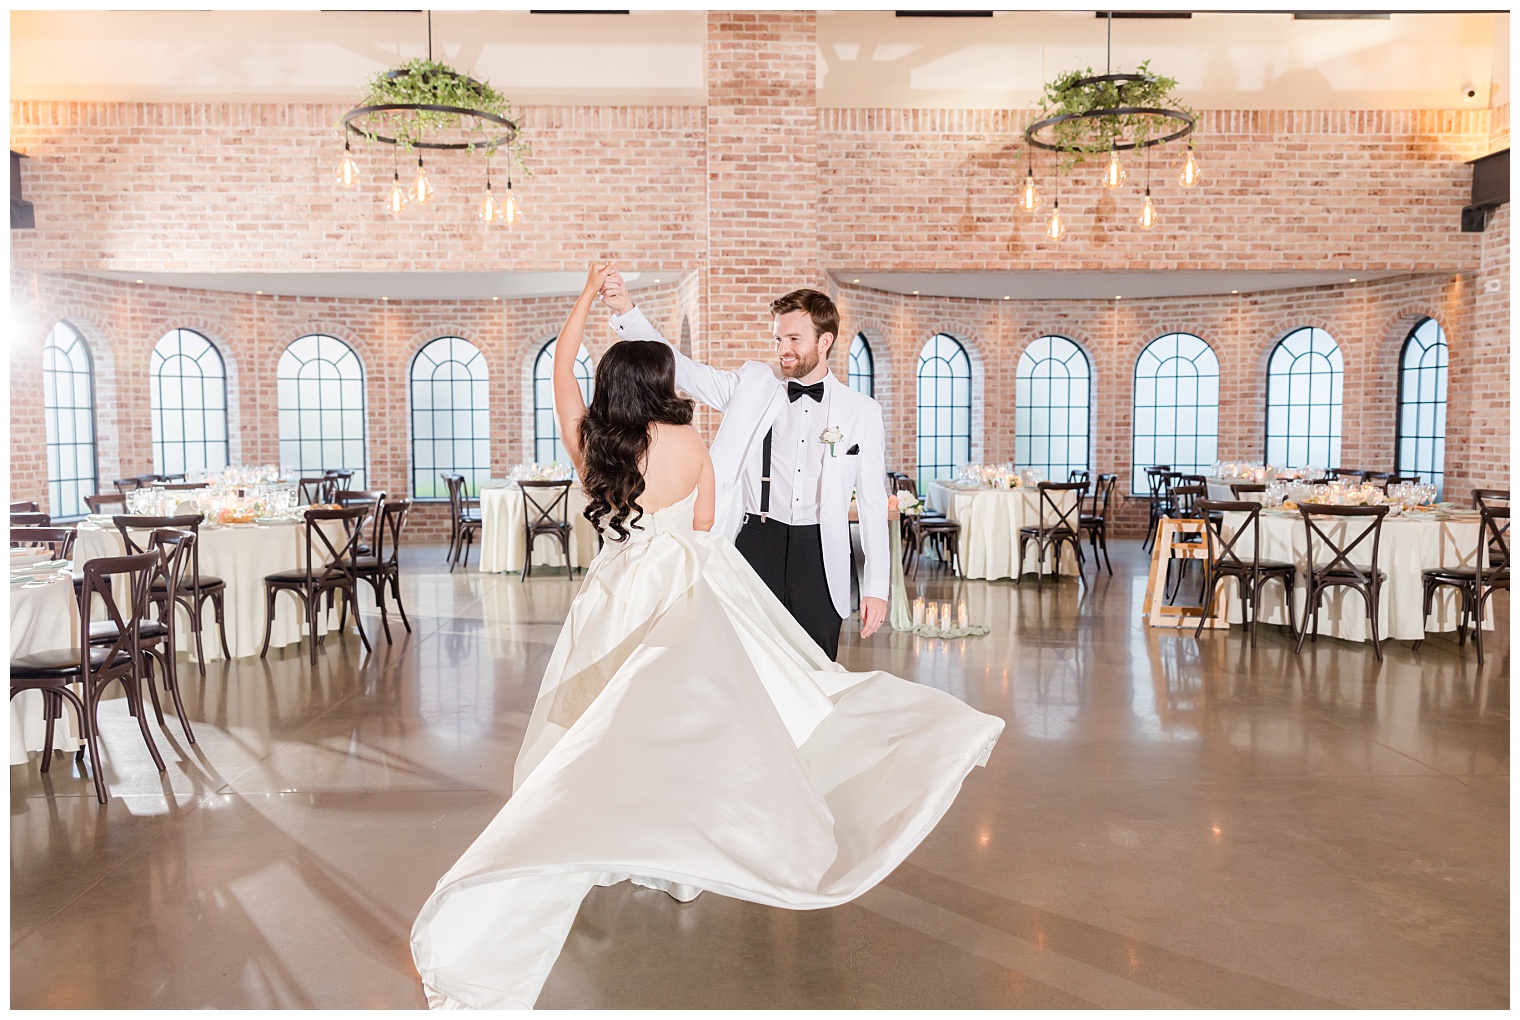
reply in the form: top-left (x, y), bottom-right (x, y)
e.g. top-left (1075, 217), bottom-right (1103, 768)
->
top-left (1046, 201), bottom-right (1066, 241)
top-left (1179, 148), bottom-right (1202, 188)
top-left (1018, 168), bottom-right (1042, 214)
top-left (410, 159), bottom-right (435, 205)
top-left (1101, 147), bottom-right (1127, 189)
top-left (478, 185), bottom-right (500, 223)
top-left (384, 173), bottom-right (407, 215)
top-left (334, 142), bottom-right (360, 189)
top-left (1138, 189), bottom-right (1158, 230)
top-left (501, 184), bottom-right (523, 227)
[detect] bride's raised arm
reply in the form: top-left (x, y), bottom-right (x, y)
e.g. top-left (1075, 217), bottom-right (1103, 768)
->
top-left (553, 262), bottom-right (615, 476)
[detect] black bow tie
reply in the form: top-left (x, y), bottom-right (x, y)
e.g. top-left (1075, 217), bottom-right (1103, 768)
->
top-left (788, 380), bottom-right (825, 403)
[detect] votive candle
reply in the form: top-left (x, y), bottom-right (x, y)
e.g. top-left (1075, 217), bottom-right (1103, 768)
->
top-left (957, 600), bottom-right (969, 629)
top-left (925, 602), bottom-right (939, 629)
top-left (912, 597), bottom-right (925, 626)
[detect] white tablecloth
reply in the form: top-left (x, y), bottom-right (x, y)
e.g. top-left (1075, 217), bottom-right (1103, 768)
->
top-left (927, 481), bottom-right (1081, 581)
top-left (1218, 509), bottom-right (1484, 641)
top-left (1206, 477), bottom-right (1267, 502)
top-left (10, 567), bottom-right (83, 765)
top-left (73, 520), bottom-right (342, 660)
top-left (478, 484), bottom-right (598, 574)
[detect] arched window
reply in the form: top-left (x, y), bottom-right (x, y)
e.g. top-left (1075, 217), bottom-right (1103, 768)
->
top-left (532, 338), bottom-right (594, 465)
top-left (277, 334), bottom-right (367, 486)
top-left (42, 322), bottom-right (98, 519)
top-left (1265, 327), bottom-right (1343, 469)
top-left (1396, 318), bottom-right (1448, 496)
top-left (1131, 333), bottom-right (1220, 493)
top-left (916, 333), bottom-right (971, 490)
top-left (150, 328), bottom-right (229, 477)
top-left (849, 333), bottom-right (875, 397)
top-left (411, 336), bottom-right (490, 500)
top-left (1016, 335), bottom-right (1091, 482)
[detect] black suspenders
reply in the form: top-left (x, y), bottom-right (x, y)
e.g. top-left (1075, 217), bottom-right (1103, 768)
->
top-left (759, 428), bottom-right (773, 522)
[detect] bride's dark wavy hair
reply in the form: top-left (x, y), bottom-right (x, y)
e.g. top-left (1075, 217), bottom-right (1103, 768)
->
top-left (578, 341), bottom-right (694, 540)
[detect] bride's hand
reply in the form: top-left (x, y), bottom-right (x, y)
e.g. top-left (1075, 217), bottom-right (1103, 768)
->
top-left (583, 261), bottom-right (615, 297)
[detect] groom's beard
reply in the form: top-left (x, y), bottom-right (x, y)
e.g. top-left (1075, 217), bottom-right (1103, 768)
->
top-left (779, 348), bottom-right (819, 378)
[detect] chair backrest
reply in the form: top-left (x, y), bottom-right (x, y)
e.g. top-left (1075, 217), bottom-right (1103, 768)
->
top-left (84, 493), bottom-right (128, 514)
top-left (1383, 474), bottom-right (1421, 489)
top-left (1034, 481), bottom-right (1085, 532)
top-left (1229, 482), bottom-right (1267, 501)
top-left (1297, 503), bottom-right (1389, 585)
top-left (324, 468), bottom-right (354, 483)
top-left (1169, 483), bottom-right (1207, 518)
top-left (1145, 467), bottom-right (1173, 502)
top-left (77, 550), bottom-right (158, 681)
top-left (336, 489), bottom-right (387, 550)
top-left (298, 477), bottom-right (337, 506)
top-left (147, 528), bottom-right (196, 609)
top-left (11, 511), bottom-right (50, 527)
top-left (1478, 506), bottom-right (1510, 587)
top-left (1197, 499), bottom-right (1263, 575)
top-left (374, 499), bottom-right (412, 568)
top-left (300, 505), bottom-right (370, 581)
top-left (113, 477), bottom-right (145, 495)
top-left (440, 473), bottom-right (467, 518)
top-left (9, 526), bottom-right (76, 560)
top-left (113, 513), bottom-right (204, 589)
top-left (153, 473), bottom-right (186, 483)
top-left (1089, 473), bottom-right (1117, 520)
top-left (1328, 467), bottom-right (1365, 482)
top-left (1473, 488), bottom-right (1510, 511)
top-left (1363, 471), bottom-right (1392, 485)
top-left (520, 480), bottom-right (573, 533)
top-left (158, 481), bottom-right (210, 491)
top-left (1068, 468), bottom-right (1090, 486)
top-left (10, 500), bottom-right (40, 513)
top-left (893, 475), bottom-right (921, 499)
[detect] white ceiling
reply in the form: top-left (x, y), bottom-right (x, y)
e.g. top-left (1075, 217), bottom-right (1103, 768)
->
top-left (10, 9), bottom-right (1508, 111)
top-left (837, 270), bottom-right (1404, 301)
top-left (77, 270), bottom-right (673, 301)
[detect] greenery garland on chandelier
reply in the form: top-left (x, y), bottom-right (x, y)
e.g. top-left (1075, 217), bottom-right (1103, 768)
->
top-left (335, 55), bottom-right (533, 225)
top-left (1019, 19), bottom-right (1204, 241)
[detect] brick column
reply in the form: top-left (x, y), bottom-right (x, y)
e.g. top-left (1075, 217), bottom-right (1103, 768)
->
top-left (702, 11), bottom-right (825, 378)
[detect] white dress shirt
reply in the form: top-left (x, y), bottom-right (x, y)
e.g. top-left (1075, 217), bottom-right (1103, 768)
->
top-left (750, 380), bottom-right (831, 526)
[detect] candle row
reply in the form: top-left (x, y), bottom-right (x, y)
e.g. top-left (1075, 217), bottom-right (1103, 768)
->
top-left (912, 597), bottom-right (969, 630)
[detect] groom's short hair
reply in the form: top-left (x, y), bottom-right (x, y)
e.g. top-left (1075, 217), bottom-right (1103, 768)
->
top-left (770, 289), bottom-right (839, 347)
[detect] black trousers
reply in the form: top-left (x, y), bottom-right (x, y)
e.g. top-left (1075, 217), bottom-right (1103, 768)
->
top-left (735, 514), bottom-right (843, 660)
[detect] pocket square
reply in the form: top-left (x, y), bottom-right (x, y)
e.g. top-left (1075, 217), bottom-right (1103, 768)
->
top-left (846, 444), bottom-right (860, 456)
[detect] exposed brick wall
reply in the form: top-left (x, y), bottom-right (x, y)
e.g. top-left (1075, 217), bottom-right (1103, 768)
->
top-left (9, 15), bottom-right (1507, 540)
top-left (10, 273), bottom-right (686, 539)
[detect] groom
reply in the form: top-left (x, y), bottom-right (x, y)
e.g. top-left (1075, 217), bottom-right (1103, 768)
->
top-left (599, 274), bottom-right (889, 661)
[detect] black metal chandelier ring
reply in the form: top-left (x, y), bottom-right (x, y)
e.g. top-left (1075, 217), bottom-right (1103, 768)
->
top-left (341, 103), bottom-right (518, 151)
top-left (1025, 106), bottom-right (1194, 153)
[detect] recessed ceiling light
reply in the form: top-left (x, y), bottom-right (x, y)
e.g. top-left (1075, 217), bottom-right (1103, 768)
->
top-left (653, 278), bottom-right (662, 284)
top-left (135, 279), bottom-right (143, 284)
top-left (1114, 295), bottom-right (1121, 300)
top-left (492, 296), bottom-right (499, 301)
top-left (255, 290), bottom-right (263, 295)
top-left (1348, 277), bottom-right (1357, 283)
top-left (1231, 289), bottom-right (1239, 294)
top-left (1002, 295), bottom-right (1010, 300)
top-left (852, 278), bottom-right (860, 284)
top-left (912, 290), bottom-right (919, 295)
top-left (381, 296), bottom-right (389, 301)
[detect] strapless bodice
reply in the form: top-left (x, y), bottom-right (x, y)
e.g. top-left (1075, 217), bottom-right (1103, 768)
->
top-left (601, 488), bottom-right (698, 546)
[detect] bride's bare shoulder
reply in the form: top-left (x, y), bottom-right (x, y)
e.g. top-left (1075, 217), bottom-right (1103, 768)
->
top-left (649, 422), bottom-right (708, 452)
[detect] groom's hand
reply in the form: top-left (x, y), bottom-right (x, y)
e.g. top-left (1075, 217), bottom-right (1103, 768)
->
top-left (859, 596), bottom-right (888, 639)
top-left (600, 270), bottom-right (633, 315)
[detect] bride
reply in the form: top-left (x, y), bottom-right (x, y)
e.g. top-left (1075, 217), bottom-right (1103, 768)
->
top-left (409, 264), bottom-right (1005, 1010)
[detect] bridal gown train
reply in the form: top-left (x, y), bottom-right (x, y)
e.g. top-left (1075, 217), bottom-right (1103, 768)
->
top-left (410, 489), bottom-right (1005, 1009)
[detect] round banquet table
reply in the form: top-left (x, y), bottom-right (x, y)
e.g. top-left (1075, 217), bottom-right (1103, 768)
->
top-left (1218, 508), bottom-right (1487, 642)
top-left (478, 483), bottom-right (599, 574)
top-left (10, 566), bottom-right (83, 765)
top-left (927, 480), bottom-right (1081, 581)
top-left (72, 519), bottom-right (342, 660)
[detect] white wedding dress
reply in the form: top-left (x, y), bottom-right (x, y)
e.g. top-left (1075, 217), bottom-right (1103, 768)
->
top-left (410, 489), bottom-right (1005, 1009)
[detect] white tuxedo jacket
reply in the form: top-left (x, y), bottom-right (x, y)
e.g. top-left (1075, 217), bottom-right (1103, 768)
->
top-left (611, 306), bottom-right (891, 620)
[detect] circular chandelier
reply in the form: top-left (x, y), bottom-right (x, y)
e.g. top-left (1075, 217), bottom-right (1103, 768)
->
top-left (1019, 13), bottom-right (1201, 239)
top-left (334, 12), bottom-right (529, 226)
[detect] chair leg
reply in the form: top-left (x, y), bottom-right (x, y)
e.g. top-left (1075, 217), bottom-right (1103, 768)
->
top-left (1100, 526), bottom-right (1112, 575)
top-left (158, 641), bottom-right (194, 744)
top-left (1294, 584), bottom-right (1314, 655)
top-left (142, 651), bottom-right (167, 728)
top-left (1367, 585), bottom-right (1384, 663)
top-left (189, 594), bottom-right (208, 675)
top-left (372, 577), bottom-right (393, 644)
top-left (1471, 589), bottom-right (1486, 666)
top-left (308, 591), bottom-right (320, 666)
top-left (81, 686), bottom-right (109, 804)
top-left (40, 691), bottom-right (58, 772)
top-left (123, 673), bottom-right (166, 773)
top-left (212, 591), bottom-right (232, 661)
top-left (391, 571), bottom-right (412, 633)
top-left (350, 586), bottom-right (371, 653)
top-left (260, 583), bottom-right (277, 658)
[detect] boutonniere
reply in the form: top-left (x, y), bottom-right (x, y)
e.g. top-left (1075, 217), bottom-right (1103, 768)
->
top-left (819, 425), bottom-right (844, 457)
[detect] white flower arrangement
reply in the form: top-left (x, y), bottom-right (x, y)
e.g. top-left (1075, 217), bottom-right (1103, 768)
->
top-left (819, 425), bottom-right (844, 457)
top-left (897, 491), bottom-right (923, 516)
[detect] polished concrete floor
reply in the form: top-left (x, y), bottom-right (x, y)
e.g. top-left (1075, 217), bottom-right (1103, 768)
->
top-left (11, 540), bottom-right (1509, 1008)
